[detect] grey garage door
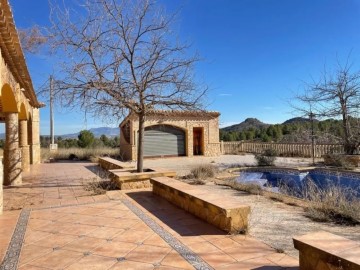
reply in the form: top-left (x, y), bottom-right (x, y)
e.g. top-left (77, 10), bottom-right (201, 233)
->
top-left (144, 125), bottom-right (186, 157)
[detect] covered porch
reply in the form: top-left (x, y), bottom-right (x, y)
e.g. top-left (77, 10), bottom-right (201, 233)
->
top-left (0, 0), bottom-right (43, 214)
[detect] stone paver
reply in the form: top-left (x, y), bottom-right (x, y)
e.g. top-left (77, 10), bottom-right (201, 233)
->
top-left (3, 161), bottom-right (109, 211)
top-left (1, 160), bottom-right (300, 269)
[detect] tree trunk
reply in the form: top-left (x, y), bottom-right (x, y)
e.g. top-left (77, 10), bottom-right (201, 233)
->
top-left (342, 111), bottom-right (355, 154)
top-left (137, 113), bottom-right (145, 172)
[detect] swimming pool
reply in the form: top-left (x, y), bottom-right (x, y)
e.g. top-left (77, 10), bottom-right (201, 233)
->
top-left (234, 168), bottom-right (360, 197)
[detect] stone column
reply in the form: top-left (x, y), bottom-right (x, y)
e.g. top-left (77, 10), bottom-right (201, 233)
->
top-left (30, 108), bottom-right (41, 164)
top-left (3, 112), bottom-right (22, 186)
top-left (0, 156), bottom-right (3, 214)
top-left (19, 119), bottom-right (30, 172)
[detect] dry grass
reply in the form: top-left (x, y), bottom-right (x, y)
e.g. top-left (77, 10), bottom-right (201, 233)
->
top-left (225, 178), bottom-right (264, 195)
top-left (300, 179), bottom-right (360, 225)
top-left (190, 164), bottom-right (218, 179)
top-left (41, 147), bottom-right (119, 161)
top-left (0, 148), bottom-right (3, 156)
top-left (83, 178), bottom-right (118, 195)
top-left (223, 176), bottom-right (360, 226)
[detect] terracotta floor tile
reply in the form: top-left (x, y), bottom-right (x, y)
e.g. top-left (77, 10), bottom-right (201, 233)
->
top-left (93, 194), bottom-right (110, 202)
top-left (126, 244), bottom-right (171, 264)
top-left (79, 207), bottom-right (108, 216)
top-left (266, 253), bottom-right (299, 268)
top-left (87, 227), bottom-right (125, 239)
top-left (105, 218), bottom-right (138, 229)
top-left (160, 250), bottom-right (194, 269)
top-left (29, 249), bottom-right (84, 269)
top-left (65, 254), bottom-right (118, 270)
top-left (155, 266), bottom-right (191, 270)
top-left (18, 264), bottom-right (50, 270)
top-left (201, 250), bottom-right (237, 268)
top-left (18, 244), bottom-right (53, 266)
top-left (109, 260), bottom-right (154, 270)
top-left (62, 236), bottom-right (107, 253)
top-left (225, 243), bottom-right (275, 262)
top-left (98, 209), bottom-right (130, 218)
top-left (93, 240), bottom-right (138, 258)
top-left (76, 196), bottom-right (96, 204)
top-left (179, 236), bottom-right (205, 245)
top-left (217, 256), bottom-right (282, 270)
top-left (113, 229), bottom-right (153, 244)
top-left (27, 219), bottom-right (55, 230)
top-left (57, 223), bottom-right (99, 236)
top-left (36, 221), bottom-right (71, 234)
top-left (32, 233), bottom-right (78, 248)
top-left (210, 237), bottom-right (243, 251)
top-left (143, 233), bottom-right (169, 248)
top-left (188, 241), bottom-right (220, 254)
top-left (23, 230), bottom-right (53, 245)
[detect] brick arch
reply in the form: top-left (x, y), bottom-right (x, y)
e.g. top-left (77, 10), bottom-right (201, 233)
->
top-left (1, 83), bottom-right (18, 113)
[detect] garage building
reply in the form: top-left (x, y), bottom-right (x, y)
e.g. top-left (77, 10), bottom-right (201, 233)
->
top-left (119, 110), bottom-right (221, 160)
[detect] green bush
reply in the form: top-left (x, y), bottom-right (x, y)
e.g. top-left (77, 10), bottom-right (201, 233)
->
top-left (255, 148), bottom-right (277, 166)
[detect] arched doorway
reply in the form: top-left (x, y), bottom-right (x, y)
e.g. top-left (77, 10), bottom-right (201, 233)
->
top-left (143, 125), bottom-right (186, 157)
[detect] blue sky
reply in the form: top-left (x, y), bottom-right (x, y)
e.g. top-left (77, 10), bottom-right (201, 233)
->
top-left (7, 0), bottom-right (360, 135)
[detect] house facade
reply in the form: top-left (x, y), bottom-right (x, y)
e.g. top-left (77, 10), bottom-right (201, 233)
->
top-left (119, 110), bottom-right (221, 160)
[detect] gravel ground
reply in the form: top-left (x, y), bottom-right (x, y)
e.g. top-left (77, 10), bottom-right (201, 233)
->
top-left (143, 154), bottom-right (316, 176)
top-left (144, 154), bottom-right (360, 258)
top-left (194, 183), bottom-right (360, 258)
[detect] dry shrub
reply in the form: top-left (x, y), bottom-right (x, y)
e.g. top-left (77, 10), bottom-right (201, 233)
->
top-left (302, 179), bottom-right (360, 225)
top-left (41, 147), bottom-right (119, 161)
top-left (190, 164), bottom-right (218, 179)
top-left (324, 154), bottom-right (355, 170)
top-left (224, 178), bottom-right (263, 195)
top-left (255, 149), bottom-right (277, 166)
top-left (83, 177), bottom-right (118, 195)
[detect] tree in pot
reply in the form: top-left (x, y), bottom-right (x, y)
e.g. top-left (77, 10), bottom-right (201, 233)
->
top-left (48, 0), bottom-right (207, 172)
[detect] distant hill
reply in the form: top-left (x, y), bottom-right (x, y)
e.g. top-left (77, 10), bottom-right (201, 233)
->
top-left (34, 127), bottom-right (119, 139)
top-left (0, 127), bottom-right (119, 140)
top-left (221, 118), bottom-right (269, 132)
top-left (282, 117), bottom-right (318, 125)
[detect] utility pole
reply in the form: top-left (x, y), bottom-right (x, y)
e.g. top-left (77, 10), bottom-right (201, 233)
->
top-left (49, 75), bottom-right (58, 151)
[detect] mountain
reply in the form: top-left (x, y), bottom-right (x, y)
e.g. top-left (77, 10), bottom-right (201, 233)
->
top-left (221, 118), bottom-right (270, 132)
top-left (39, 127), bottom-right (119, 139)
top-left (282, 117), bottom-right (317, 124)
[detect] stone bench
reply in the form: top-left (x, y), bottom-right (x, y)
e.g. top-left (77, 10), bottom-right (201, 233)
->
top-left (98, 157), bottom-right (134, 171)
top-left (293, 231), bottom-right (360, 270)
top-left (110, 168), bottom-right (176, 190)
top-left (150, 177), bottom-right (250, 233)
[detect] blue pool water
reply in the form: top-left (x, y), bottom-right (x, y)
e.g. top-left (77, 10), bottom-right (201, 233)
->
top-left (236, 168), bottom-right (360, 197)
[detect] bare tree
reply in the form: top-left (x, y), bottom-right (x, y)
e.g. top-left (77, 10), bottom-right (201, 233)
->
top-left (18, 25), bottom-right (47, 54)
top-left (295, 61), bottom-right (360, 154)
top-left (49, 0), bottom-right (207, 172)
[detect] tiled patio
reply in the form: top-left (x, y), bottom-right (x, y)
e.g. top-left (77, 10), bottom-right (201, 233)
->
top-left (0, 162), bottom-right (299, 269)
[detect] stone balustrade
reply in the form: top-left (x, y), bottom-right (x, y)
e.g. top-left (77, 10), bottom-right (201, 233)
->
top-left (222, 141), bottom-right (346, 158)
